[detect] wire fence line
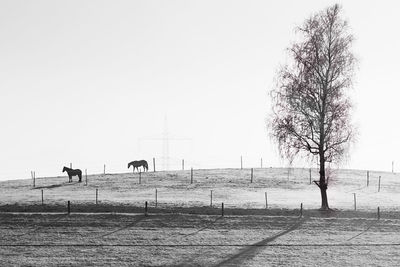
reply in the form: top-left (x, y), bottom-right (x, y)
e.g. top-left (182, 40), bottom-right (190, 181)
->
top-left (0, 155), bottom-right (277, 182)
top-left (1, 243), bottom-right (400, 247)
top-left (0, 208), bottom-right (396, 252)
top-left (2, 166), bottom-right (400, 215)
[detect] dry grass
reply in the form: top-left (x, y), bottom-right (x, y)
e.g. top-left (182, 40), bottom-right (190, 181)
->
top-left (1, 168), bottom-right (400, 266)
top-left (1, 213), bottom-right (400, 266)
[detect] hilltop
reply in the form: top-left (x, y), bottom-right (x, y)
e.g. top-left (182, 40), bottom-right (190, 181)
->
top-left (0, 167), bottom-right (399, 213)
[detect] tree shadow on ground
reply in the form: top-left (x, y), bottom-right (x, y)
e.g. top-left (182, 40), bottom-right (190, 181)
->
top-left (99, 215), bottom-right (149, 238)
top-left (346, 219), bottom-right (378, 242)
top-left (184, 217), bottom-right (223, 237)
top-left (10, 214), bottom-right (68, 238)
top-left (213, 217), bottom-right (306, 267)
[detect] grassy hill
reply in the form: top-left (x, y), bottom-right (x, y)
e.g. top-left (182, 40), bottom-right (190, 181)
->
top-left (0, 167), bottom-right (399, 212)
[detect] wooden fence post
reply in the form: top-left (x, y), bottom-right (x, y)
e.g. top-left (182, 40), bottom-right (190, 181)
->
top-left (265, 192), bottom-right (268, 209)
top-left (67, 201), bottom-right (71, 214)
top-left (155, 189), bottom-right (158, 207)
top-left (31, 171), bottom-right (36, 188)
top-left (367, 171), bottom-right (369, 187)
top-left (261, 158), bottom-right (263, 168)
top-left (210, 190), bottom-right (213, 207)
top-left (377, 207), bottom-right (380, 220)
top-left (392, 161), bottom-right (394, 173)
top-left (222, 202), bottom-right (224, 217)
top-left (378, 176), bottom-right (381, 192)
top-left (190, 168), bottom-right (193, 184)
top-left (300, 203), bottom-right (303, 217)
top-left (145, 201), bottom-right (148, 216)
top-left (96, 189), bottom-right (98, 204)
top-left (153, 158), bottom-right (156, 172)
top-left (85, 169), bottom-right (87, 186)
top-left (240, 156), bottom-right (243, 170)
top-left (182, 159), bottom-right (184, 170)
top-left (41, 190), bottom-right (44, 205)
top-left (103, 164), bottom-right (106, 175)
top-left (70, 163), bottom-right (72, 169)
top-left (251, 168), bottom-right (253, 183)
top-left (353, 193), bottom-right (357, 211)
top-left (309, 168), bottom-right (312, 184)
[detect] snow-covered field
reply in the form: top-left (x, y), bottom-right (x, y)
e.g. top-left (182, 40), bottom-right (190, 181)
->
top-left (0, 167), bottom-right (399, 211)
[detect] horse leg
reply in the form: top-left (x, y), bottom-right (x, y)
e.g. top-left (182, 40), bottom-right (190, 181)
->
top-left (69, 175), bottom-right (72, 183)
top-left (79, 174), bottom-right (82, 182)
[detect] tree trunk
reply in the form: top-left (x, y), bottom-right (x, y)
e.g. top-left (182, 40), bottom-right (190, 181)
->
top-left (320, 184), bottom-right (329, 210)
top-left (319, 153), bottom-right (329, 210)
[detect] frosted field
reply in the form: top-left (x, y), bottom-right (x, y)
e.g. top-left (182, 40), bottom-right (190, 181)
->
top-left (1, 168), bottom-right (400, 266)
top-left (0, 168), bottom-right (399, 212)
top-left (1, 213), bottom-right (400, 266)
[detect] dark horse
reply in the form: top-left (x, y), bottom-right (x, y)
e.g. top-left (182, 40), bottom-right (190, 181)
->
top-left (63, 166), bottom-right (82, 182)
top-left (128, 160), bottom-right (148, 172)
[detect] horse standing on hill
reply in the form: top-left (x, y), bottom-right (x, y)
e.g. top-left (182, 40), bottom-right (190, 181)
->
top-left (128, 160), bottom-right (148, 172)
top-left (63, 166), bottom-right (82, 182)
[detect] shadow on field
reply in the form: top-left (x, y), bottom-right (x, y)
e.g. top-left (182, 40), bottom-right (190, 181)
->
top-left (99, 215), bottom-right (148, 238)
top-left (213, 218), bottom-right (305, 267)
top-left (346, 220), bottom-right (378, 242)
top-left (12, 214), bottom-right (68, 238)
top-left (184, 217), bottom-right (223, 237)
top-left (34, 182), bottom-right (80, 190)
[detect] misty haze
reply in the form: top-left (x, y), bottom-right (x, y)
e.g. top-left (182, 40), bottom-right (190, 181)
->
top-left (1, 1), bottom-right (400, 266)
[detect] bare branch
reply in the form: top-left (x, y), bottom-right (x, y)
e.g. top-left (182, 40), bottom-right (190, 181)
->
top-left (268, 4), bottom-right (357, 209)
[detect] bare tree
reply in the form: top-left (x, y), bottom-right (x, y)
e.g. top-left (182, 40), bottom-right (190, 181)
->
top-left (268, 4), bottom-right (356, 210)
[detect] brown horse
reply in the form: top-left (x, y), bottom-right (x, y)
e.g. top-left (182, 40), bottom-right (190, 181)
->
top-left (128, 160), bottom-right (148, 172)
top-left (63, 166), bottom-right (82, 182)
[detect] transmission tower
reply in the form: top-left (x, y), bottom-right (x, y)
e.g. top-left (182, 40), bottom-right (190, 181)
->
top-left (138, 116), bottom-right (192, 171)
top-left (162, 116), bottom-right (170, 170)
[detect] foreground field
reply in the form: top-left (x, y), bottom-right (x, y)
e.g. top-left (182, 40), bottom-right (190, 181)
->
top-left (1, 168), bottom-right (400, 212)
top-left (1, 168), bottom-right (400, 266)
top-left (1, 212), bottom-right (400, 266)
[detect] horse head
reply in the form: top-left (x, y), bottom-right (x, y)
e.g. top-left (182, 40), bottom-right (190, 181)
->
top-left (62, 166), bottom-right (67, 172)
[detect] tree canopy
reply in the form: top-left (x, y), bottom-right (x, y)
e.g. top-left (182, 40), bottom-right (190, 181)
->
top-left (268, 4), bottom-right (357, 209)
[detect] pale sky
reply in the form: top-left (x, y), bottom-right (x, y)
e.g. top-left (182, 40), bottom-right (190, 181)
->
top-left (1, 0), bottom-right (400, 180)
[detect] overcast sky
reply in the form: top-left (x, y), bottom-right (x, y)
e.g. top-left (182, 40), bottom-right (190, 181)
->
top-left (1, 0), bottom-right (400, 180)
